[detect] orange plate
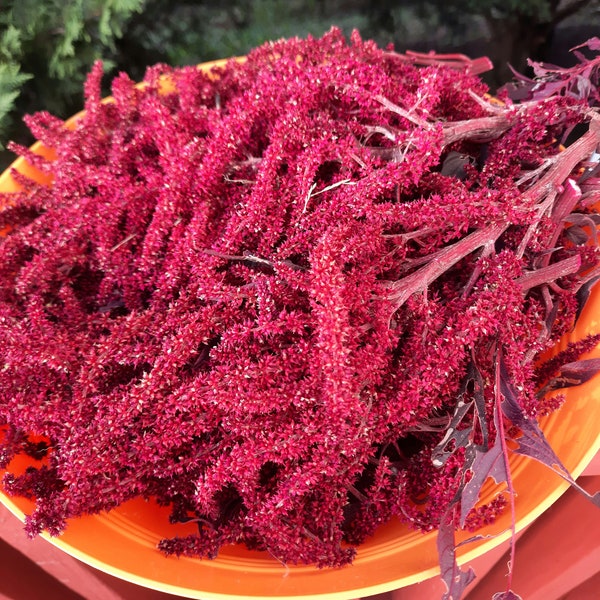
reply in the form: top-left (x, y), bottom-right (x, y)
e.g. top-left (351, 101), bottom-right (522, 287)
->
top-left (1, 61), bottom-right (599, 599)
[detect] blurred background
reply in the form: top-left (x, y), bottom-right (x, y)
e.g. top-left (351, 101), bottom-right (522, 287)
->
top-left (1, 0), bottom-right (599, 169)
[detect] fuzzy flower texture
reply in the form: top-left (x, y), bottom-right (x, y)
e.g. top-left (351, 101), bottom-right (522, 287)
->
top-left (1, 29), bottom-right (600, 568)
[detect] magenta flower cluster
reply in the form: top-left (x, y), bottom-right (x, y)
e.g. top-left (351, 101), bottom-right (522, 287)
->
top-left (1, 28), bottom-right (599, 568)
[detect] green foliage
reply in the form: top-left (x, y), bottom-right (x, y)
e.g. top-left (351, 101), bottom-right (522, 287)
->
top-left (0, 0), bottom-right (144, 166)
top-left (121, 0), bottom-right (368, 69)
top-left (0, 64), bottom-right (32, 148)
top-left (197, 0), bottom-right (367, 61)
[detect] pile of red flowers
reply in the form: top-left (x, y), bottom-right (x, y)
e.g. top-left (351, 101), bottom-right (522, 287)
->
top-left (1, 29), bottom-right (599, 570)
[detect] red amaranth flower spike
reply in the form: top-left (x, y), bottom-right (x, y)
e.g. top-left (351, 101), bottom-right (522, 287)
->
top-left (1, 28), bottom-right (600, 591)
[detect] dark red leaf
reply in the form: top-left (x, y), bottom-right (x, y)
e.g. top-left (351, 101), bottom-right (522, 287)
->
top-left (438, 510), bottom-right (477, 600)
top-left (576, 276), bottom-right (600, 320)
top-left (492, 591), bottom-right (523, 600)
top-left (554, 357), bottom-right (600, 387)
top-left (500, 363), bottom-right (600, 508)
top-left (459, 400), bottom-right (508, 527)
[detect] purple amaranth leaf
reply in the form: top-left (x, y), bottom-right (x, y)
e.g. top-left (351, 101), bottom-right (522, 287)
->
top-left (549, 357), bottom-right (600, 388)
top-left (492, 591), bottom-right (523, 600)
top-left (440, 151), bottom-right (476, 180)
top-left (459, 400), bottom-right (508, 527)
top-left (437, 510), bottom-right (476, 600)
top-left (432, 363), bottom-right (488, 468)
top-left (433, 363), bottom-right (492, 517)
top-left (565, 224), bottom-right (593, 245)
top-left (566, 212), bottom-right (600, 228)
top-left (502, 38), bottom-right (600, 104)
top-left (575, 276), bottom-right (600, 320)
top-left (431, 400), bottom-right (473, 468)
top-left (500, 362), bottom-right (600, 508)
